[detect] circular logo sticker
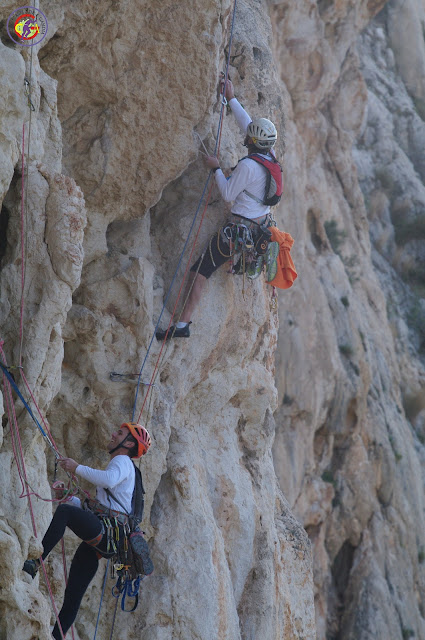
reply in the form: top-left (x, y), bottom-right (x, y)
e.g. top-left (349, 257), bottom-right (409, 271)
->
top-left (6, 6), bottom-right (48, 47)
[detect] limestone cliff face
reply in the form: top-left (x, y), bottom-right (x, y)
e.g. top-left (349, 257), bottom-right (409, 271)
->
top-left (0, 1), bottom-right (424, 640)
top-left (271, 0), bottom-right (425, 639)
top-left (0, 1), bottom-right (313, 639)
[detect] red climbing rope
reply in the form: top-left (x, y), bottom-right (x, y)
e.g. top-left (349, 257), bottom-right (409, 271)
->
top-left (39, 557), bottom-right (66, 640)
top-left (136, 181), bottom-right (214, 422)
top-left (0, 63), bottom-right (72, 637)
top-left (20, 123), bottom-right (25, 366)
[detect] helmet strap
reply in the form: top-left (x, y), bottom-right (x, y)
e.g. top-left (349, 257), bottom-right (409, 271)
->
top-left (109, 433), bottom-right (132, 457)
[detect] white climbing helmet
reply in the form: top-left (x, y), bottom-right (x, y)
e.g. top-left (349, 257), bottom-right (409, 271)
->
top-left (246, 118), bottom-right (277, 150)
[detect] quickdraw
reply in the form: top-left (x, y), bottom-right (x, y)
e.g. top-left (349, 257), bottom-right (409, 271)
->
top-left (104, 517), bottom-right (118, 554)
top-left (109, 372), bottom-right (155, 385)
top-left (24, 78), bottom-right (36, 112)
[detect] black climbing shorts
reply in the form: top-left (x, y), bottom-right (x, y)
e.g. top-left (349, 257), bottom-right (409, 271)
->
top-left (190, 229), bottom-right (232, 279)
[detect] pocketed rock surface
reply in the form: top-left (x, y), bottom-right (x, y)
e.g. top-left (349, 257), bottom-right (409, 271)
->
top-left (0, 1), bottom-right (424, 639)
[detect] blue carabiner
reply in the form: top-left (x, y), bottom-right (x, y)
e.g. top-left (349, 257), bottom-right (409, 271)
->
top-left (127, 577), bottom-right (140, 597)
top-left (121, 578), bottom-right (139, 612)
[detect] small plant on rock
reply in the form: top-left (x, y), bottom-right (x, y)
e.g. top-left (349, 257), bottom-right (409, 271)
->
top-left (324, 220), bottom-right (346, 255)
top-left (339, 344), bottom-right (354, 357)
top-left (321, 470), bottom-right (334, 484)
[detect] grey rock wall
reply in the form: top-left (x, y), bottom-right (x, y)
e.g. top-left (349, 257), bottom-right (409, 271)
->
top-left (271, 0), bottom-right (425, 639)
top-left (0, 1), bottom-right (314, 639)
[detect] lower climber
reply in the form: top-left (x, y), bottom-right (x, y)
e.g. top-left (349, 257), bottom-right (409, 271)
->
top-left (23, 422), bottom-right (152, 640)
top-left (156, 77), bottom-right (282, 340)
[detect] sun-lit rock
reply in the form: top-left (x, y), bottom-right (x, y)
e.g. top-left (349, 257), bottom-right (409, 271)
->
top-left (1, 0), bottom-right (425, 639)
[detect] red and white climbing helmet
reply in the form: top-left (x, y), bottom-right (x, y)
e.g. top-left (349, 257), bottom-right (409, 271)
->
top-left (247, 118), bottom-right (277, 150)
top-left (121, 422), bottom-right (152, 458)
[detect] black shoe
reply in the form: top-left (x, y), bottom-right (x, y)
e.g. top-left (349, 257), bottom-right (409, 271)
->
top-left (155, 322), bottom-right (191, 340)
top-left (23, 558), bottom-right (40, 579)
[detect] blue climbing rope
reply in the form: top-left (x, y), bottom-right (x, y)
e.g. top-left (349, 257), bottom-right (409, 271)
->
top-left (93, 559), bottom-right (110, 640)
top-left (131, 0), bottom-right (238, 420)
top-left (0, 361), bottom-right (57, 451)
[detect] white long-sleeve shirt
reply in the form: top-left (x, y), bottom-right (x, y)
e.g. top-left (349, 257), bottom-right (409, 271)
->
top-left (214, 98), bottom-right (273, 220)
top-left (76, 455), bottom-right (135, 513)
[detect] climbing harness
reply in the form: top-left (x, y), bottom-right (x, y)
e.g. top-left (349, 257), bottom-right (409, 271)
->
top-left (82, 494), bottom-right (152, 621)
top-left (214, 215), bottom-right (274, 276)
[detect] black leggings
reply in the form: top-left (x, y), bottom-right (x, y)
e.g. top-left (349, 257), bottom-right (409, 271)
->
top-left (190, 230), bottom-right (231, 279)
top-left (42, 504), bottom-right (105, 639)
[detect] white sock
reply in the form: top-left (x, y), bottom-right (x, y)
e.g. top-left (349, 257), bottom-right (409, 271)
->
top-left (176, 321), bottom-right (188, 329)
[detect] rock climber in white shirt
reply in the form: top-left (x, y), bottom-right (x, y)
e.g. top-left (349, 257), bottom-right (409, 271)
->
top-left (156, 78), bottom-right (279, 340)
top-left (23, 422), bottom-right (151, 639)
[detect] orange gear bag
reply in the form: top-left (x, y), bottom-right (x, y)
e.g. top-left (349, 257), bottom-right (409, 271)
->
top-left (266, 227), bottom-right (298, 290)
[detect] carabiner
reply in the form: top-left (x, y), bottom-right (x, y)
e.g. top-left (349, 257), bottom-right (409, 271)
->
top-left (24, 78), bottom-right (35, 112)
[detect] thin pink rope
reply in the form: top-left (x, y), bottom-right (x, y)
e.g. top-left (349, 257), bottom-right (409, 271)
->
top-left (61, 539), bottom-right (76, 640)
top-left (40, 558), bottom-right (66, 640)
top-left (0, 346), bottom-right (66, 640)
top-left (20, 124), bottom-right (25, 367)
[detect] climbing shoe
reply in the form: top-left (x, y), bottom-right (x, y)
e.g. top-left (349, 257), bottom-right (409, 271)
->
top-left (23, 558), bottom-right (40, 579)
top-left (155, 323), bottom-right (191, 340)
top-left (130, 532), bottom-right (154, 576)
